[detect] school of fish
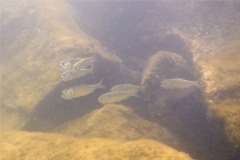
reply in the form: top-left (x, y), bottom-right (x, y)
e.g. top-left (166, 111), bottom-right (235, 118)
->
top-left (59, 56), bottom-right (95, 81)
top-left (58, 56), bottom-right (104, 100)
top-left (58, 56), bottom-right (200, 104)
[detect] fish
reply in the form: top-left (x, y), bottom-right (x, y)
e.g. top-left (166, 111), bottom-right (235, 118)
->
top-left (73, 56), bottom-right (96, 70)
top-left (58, 56), bottom-right (96, 72)
top-left (61, 68), bottom-right (93, 81)
top-left (58, 58), bottom-right (81, 72)
top-left (160, 78), bottom-right (199, 89)
top-left (110, 84), bottom-right (142, 94)
top-left (98, 92), bottom-right (138, 104)
top-left (61, 79), bottom-right (104, 100)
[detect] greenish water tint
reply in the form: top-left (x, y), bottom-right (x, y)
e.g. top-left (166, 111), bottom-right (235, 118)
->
top-left (1, 0), bottom-right (240, 160)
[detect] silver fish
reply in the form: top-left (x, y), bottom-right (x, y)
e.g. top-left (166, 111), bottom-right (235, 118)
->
top-left (98, 92), bottom-right (138, 104)
top-left (58, 56), bottom-right (96, 72)
top-left (58, 58), bottom-right (81, 72)
top-left (160, 78), bottom-right (199, 89)
top-left (61, 68), bottom-right (93, 81)
top-left (73, 56), bottom-right (96, 70)
top-left (61, 79), bottom-right (104, 100)
top-left (110, 84), bottom-right (142, 94)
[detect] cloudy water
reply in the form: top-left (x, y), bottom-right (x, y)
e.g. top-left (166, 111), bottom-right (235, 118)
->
top-left (1, 0), bottom-right (240, 160)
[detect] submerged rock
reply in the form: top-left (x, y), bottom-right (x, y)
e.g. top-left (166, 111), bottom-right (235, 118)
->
top-left (195, 44), bottom-right (240, 153)
top-left (0, 0), bottom-right (140, 130)
top-left (139, 50), bottom-right (226, 160)
top-left (53, 104), bottom-right (180, 148)
top-left (0, 131), bottom-right (193, 160)
top-left (141, 50), bottom-right (195, 102)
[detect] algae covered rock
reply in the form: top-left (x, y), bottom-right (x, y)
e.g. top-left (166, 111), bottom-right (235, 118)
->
top-left (195, 44), bottom-right (240, 152)
top-left (0, 131), bottom-right (193, 160)
top-left (141, 50), bottom-right (195, 102)
top-left (0, 0), bottom-right (118, 113)
top-left (179, 6), bottom-right (240, 153)
top-left (0, 0), bottom-right (139, 130)
top-left (53, 104), bottom-right (179, 147)
top-left (141, 51), bottom-right (192, 85)
top-left (139, 50), bottom-right (225, 160)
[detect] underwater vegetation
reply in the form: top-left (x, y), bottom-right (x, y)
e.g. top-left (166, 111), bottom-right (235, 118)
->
top-left (1, 0), bottom-right (240, 160)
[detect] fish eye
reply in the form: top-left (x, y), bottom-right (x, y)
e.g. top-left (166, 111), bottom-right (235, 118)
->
top-left (64, 90), bottom-right (69, 94)
top-left (64, 89), bottom-right (73, 95)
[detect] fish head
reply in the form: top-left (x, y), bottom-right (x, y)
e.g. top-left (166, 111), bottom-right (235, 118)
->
top-left (160, 80), bottom-right (174, 89)
top-left (98, 95), bottom-right (106, 104)
top-left (98, 94), bottom-right (111, 104)
top-left (61, 88), bottom-right (74, 100)
top-left (61, 70), bottom-right (74, 81)
top-left (58, 61), bottom-right (72, 72)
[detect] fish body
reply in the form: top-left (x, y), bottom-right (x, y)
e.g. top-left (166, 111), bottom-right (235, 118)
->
top-left (61, 79), bottom-right (104, 100)
top-left (73, 56), bottom-right (96, 70)
top-left (110, 84), bottom-right (142, 94)
top-left (98, 92), bottom-right (138, 104)
top-left (61, 68), bottom-right (93, 81)
top-left (160, 78), bottom-right (199, 89)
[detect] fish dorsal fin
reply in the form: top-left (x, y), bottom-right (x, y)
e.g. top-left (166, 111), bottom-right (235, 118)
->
top-left (98, 79), bottom-right (105, 88)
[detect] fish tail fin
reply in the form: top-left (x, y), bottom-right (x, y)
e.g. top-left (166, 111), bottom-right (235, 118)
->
top-left (133, 92), bottom-right (140, 98)
top-left (98, 79), bottom-right (105, 88)
top-left (195, 81), bottom-right (199, 86)
top-left (196, 79), bottom-right (205, 89)
top-left (89, 66), bottom-right (94, 73)
top-left (91, 55), bottom-right (97, 61)
top-left (191, 81), bottom-right (199, 88)
top-left (139, 86), bottom-right (144, 92)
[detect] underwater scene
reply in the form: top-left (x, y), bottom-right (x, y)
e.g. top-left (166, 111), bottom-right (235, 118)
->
top-left (0, 0), bottom-right (240, 160)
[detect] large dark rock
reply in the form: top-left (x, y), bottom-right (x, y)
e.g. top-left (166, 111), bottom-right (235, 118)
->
top-left (141, 50), bottom-right (195, 102)
top-left (140, 50), bottom-right (228, 160)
